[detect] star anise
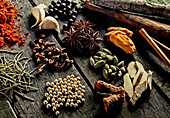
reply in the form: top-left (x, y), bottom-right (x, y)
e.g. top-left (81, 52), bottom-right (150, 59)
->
top-left (63, 26), bottom-right (83, 50)
top-left (72, 20), bottom-right (95, 33)
top-left (82, 29), bottom-right (103, 54)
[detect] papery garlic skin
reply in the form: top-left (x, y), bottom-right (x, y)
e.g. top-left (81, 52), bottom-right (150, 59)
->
top-left (39, 16), bottom-right (60, 33)
top-left (31, 4), bottom-right (47, 28)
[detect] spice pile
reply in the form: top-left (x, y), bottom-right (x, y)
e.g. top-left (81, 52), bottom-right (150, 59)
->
top-left (90, 48), bottom-right (126, 80)
top-left (30, 39), bottom-right (73, 73)
top-left (43, 74), bottom-right (86, 116)
top-left (105, 27), bottom-right (136, 54)
top-left (47, 0), bottom-right (82, 30)
top-left (0, 50), bottom-right (37, 102)
top-left (95, 80), bottom-right (125, 113)
top-left (0, 0), bottom-right (25, 48)
top-left (63, 20), bottom-right (103, 54)
top-left (124, 61), bottom-right (153, 105)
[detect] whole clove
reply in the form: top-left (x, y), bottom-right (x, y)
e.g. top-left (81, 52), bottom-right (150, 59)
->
top-left (30, 39), bottom-right (73, 73)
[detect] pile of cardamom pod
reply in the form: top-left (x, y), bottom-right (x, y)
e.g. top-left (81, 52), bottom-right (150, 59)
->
top-left (90, 48), bottom-right (126, 80)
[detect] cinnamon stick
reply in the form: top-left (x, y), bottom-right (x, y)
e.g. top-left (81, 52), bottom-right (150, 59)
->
top-left (83, 3), bottom-right (170, 39)
top-left (139, 28), bottom-right (170, 67)
top-left (88, 0), bottom-right (170, 18)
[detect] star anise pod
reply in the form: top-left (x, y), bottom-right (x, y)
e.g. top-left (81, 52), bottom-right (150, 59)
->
top-left (63, 26), bottom-right (83, 50)
top-left (72, 20), bottom-right (95, 33)
top-left (82, 29), bottom-right (103, 54)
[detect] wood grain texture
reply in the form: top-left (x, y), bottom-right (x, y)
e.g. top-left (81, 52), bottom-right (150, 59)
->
top-left (0, 96), bottom-right (17, 118)
top-left (0, 0), bottom-right (104, 118)
top-left (0, 0), bottom-right (169, 118)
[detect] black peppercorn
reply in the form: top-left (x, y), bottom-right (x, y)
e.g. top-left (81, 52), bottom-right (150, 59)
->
top-left (72, 10), bottom-right (78, 15)
top-left (71, 1), bottom-right (77, 8)
top-left (51, 0), bottom-right (57, 6)
top-left (54, 15), bottom-right (59, 20)
top-left (71, 15), bottom-right (76, 20)
top-left (49, 9), bottom-right (54, 15)
top-left (49, 5), bottom-right (54, 9)
top-left (63, 24), bottom-right (69, 30)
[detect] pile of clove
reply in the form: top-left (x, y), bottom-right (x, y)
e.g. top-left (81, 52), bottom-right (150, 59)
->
top-left (30, 39), bottom-right (73, 73)
top-left (95, 80), bottom-right (125, 113)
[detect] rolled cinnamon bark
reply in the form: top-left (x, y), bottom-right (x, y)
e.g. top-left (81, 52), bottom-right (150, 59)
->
top-left (89, 0), bottom-right (170, 18)
top-left (83, 3), bottom-right (170, 39)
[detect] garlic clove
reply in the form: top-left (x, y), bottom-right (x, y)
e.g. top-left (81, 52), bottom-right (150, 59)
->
top-left (123, 73), bottom-right (133, 98)
top-left (31, 4), bottom-right (47, 28)
top-left (39, 16), bottom-right (60, 33)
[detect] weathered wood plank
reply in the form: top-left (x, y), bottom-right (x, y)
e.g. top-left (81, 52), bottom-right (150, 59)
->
top-left (0, 96), bottom-right (17, 118)
top-left (32, 0), bottom-right (170, 118)
top-left (0, 0), bottom-right (106, 118)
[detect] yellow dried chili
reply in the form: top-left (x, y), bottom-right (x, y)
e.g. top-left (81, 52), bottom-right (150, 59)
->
top-left (0, 0), bottom-right (25, 48)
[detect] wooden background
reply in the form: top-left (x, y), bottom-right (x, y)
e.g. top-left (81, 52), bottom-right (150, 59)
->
top-left (0, 0), bottom-right (169, 118)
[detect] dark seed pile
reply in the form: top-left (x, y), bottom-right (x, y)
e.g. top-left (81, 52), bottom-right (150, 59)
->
top-left (43, 74), bottom-right (86, 116)
top-left (29, 39), bottom-right (73, 73)
top-left (46, 0), bottom-right (83, 30)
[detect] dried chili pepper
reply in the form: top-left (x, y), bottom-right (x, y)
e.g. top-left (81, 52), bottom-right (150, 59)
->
top-left (0, 0), bottom-right (25, 48)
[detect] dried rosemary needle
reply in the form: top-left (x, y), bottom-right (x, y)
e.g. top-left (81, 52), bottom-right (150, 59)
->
top-left (0, 50), bottom-right (38, 102)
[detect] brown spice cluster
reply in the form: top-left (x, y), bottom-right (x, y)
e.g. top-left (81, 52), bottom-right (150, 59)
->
top-left (30, 39), bottom-right (73, 73)
top-left (95, 80), bottom-right (125, 113)
top-left (0, 0), bottom-right (25, 48)
top-left (63, 20), bottom-right (103, 54)
top-left (43, 74), bottom-right (86, 116)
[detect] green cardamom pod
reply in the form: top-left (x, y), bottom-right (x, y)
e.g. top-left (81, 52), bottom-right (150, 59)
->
top-left (113, 55), bottom-right (118, 65)
top-left (118, 70), bottom-right (122, 77)
top-left (108, 69), bottom-right (112, 73)
top-left (104, 64), bottom-right (110, 70)
top-left (110, 65), bottom-right (117, 71)
top-left (94, 56), bottom-right (102, 60)
top-left (103, 69), bottom-right (109, 80)
top-left (111, 72), bottom-right (117, 76)
top-left (90, 56), bottom-right (95, 67)
top-left (106, 55), bottom-right (114, 61)
top-left (102, 48), bottom-right (112, 55)
top-left (101, 53), bottom-right (106, 58)
top-left (117, 61), bottom-right (124, 67)
top-left (94, 60), bottom-right (106, 68)
top-left (120, 67), bottom-right (126, 73)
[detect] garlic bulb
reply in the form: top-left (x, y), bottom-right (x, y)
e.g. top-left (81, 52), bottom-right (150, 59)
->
top-left (31, 4), bottom-right (47, 28)
top-left (39, 16), bottom-right (60, 33)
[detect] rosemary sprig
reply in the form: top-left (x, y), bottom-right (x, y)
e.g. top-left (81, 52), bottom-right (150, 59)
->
top-left (0, 50), bottom-right (38, 103)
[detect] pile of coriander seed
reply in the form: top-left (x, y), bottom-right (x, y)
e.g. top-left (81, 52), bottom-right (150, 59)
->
top-left (43, 74), bottom-right (86, 115)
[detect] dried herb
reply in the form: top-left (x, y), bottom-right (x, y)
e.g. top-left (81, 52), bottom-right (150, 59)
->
top-left (30, 39), bottom-right (73, 73)
top-left (63, 20), bottom-right (103, 54)
top-left (0, 50), bottom-right (38, 102)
